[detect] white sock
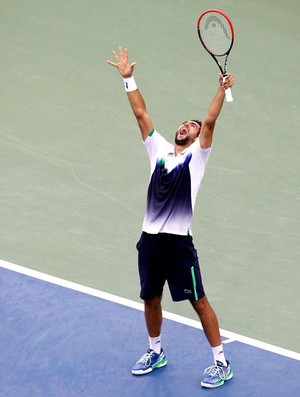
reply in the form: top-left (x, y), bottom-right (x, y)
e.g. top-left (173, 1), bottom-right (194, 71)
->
top-left (149, 335), bottom-right (161, 354)
top-left (212, 344), bottom-right (227, 366)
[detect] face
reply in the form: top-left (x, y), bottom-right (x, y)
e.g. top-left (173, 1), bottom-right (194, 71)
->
top-left (175, 121), bottom-right (201, 146)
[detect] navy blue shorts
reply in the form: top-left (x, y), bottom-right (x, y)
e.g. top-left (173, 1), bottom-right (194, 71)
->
top-left (136, 232), bottom-right (205, 302)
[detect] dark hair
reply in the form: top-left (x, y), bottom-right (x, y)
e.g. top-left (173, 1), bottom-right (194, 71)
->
top-left (192, 119), bottom-right (202, 128)
top-left (182, 120), bottom-right (202, 128)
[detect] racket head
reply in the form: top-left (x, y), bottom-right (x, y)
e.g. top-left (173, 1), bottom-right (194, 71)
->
top-left (197, 9), bottom-right (234, 57)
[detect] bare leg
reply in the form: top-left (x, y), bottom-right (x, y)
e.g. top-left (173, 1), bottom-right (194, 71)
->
top-left (191, 295), bottom-right (221, 347)
top-left (144, 295), bottom-right (163, 337)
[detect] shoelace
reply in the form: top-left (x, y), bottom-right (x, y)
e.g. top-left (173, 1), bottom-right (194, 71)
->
top-left (203, 364), bottom-right (226, 380)
top-left (137, 351), bottom-right (155, 366)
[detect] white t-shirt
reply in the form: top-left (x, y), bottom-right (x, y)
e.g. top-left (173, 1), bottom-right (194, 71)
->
top-left (142, 129), bottom-right (211, 235)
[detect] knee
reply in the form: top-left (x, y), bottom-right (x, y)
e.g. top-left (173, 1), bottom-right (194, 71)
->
top-left (191, 295), bottom-right (210, 314)
top-left (144, 295), bottom-right (162, 310)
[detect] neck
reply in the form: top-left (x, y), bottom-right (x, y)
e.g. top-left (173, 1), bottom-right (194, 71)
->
top-left (174, 136), bottom-right (198, 155)
top-left (174, 143), bottom-right (189, 156)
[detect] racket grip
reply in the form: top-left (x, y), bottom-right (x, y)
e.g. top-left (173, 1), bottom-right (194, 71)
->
top-left (223, 75), bottom-right (233, 102)
top-left (225, 87), bottom-right (233, 102)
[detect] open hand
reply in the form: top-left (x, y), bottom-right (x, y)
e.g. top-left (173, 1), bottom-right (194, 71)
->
top-left (107, 47), bottom-right (136, 78)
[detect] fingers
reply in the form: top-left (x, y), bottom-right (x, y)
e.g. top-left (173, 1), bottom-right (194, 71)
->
top-left (112, 50), bottom-right (119, 61)
top-left (106, 60), bottom-right (118, 67)
top-left (124, 48), bottom-right (130, 64)
top-left (224, 73), bottom-right (234, 88)
top-left (115, 47), bottom-right (126, 61)
top-left (107, 47), bottom-right (123, 68)
top-left (107, 47), bottom-right (126, 66)
top-left (107, 47), bottom-right (137, 78)
top-left (119, 47), bottom-right (126, 61)
top-left (219, 73), bottom-right (234, 90)
top-left (107, 47), bottom-right (136, 68)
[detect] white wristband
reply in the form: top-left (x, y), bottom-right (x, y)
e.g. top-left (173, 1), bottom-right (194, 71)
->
top-left (123, 76), bottom-right (137, 92)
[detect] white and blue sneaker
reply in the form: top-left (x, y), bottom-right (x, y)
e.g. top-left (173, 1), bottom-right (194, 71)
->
top-left (201, 360), bottom-right (233, 388)
top-left (132, 349), bottom-right (167, 375)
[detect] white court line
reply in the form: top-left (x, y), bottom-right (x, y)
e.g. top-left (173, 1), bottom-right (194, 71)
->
top-left (1, 258), bottom-right (299, 362)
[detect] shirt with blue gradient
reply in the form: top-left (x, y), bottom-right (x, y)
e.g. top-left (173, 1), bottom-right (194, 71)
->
top-left (142, 130), bottom-right (211, 235)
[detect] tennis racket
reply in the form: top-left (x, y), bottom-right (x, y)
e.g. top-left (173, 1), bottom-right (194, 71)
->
top-left (197, 9), bottom-right (234, 102)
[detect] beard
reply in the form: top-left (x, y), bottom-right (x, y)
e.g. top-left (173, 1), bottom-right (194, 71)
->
top-left (175, 130), bottom-right (190, 146)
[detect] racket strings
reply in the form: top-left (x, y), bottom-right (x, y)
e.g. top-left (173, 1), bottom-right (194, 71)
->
top-left (199, 13), bottom-right (232, 56)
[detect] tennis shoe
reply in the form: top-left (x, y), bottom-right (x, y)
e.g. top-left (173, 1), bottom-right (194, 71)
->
top-left (201, 360), bottom-right (233, 388)
top-left (132, 348), bottom-right (167, 375)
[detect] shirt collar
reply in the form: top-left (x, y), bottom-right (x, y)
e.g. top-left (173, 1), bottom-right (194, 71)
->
top-left (168, 146), bottom-right (188, 156)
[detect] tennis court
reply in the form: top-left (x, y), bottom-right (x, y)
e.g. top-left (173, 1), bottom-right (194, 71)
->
top-left (0, 0), bottom-right (299, 395)
top-left (1, 261), bottom-right (299, 397)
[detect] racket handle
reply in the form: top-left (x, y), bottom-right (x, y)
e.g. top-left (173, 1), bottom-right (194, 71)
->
top-left (225, 87), bottom-right (233, 102)
top-left (223, 76), bottom-right (233, 102)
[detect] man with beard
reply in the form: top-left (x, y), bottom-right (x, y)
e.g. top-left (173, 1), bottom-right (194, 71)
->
top-left (107, 47), bottom-right (234, 389)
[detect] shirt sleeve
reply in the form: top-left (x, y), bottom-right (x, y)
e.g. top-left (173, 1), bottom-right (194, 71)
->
top-left (143, 129), bottom-right (170, 170)
top-left (190, 140), bottom-right (212, 168)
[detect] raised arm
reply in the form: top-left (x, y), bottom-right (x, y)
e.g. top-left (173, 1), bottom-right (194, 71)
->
top-left (107, 47), bottom-right (153, 141)
top-left (199, 74), bottom-right (234, 149)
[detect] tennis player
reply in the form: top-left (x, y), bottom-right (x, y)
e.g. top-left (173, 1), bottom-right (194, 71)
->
top-left (107, 47), bottom-right (234, 389)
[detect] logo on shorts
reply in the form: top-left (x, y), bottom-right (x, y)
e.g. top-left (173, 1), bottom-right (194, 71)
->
top-left (184, 289), bottom-right (192, 294)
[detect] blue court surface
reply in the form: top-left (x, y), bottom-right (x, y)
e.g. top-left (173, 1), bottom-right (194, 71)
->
top-left (1, 261), bottom-right (299, 397)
